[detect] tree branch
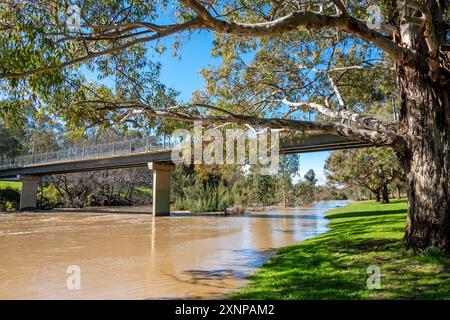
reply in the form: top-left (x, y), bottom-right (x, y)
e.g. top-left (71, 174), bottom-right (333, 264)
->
top-left (0, 19), bottom-right (201, 79)
top-left (1, 1), bottom-right (415, 79)
top-left (329, 0), bottom-right (347, 15)
top-left (86, 100), bottom-right (403, 147)
top-left (180, 0), bottom-right (415, 65)
top-left (319, 65), bottom-right (393, 73)
top-left (404, 1), bottom-right (440, 79)
top-left (280, 99), bottom-right (399, 134)
top-left (327, 74), bottom-right (345, 108)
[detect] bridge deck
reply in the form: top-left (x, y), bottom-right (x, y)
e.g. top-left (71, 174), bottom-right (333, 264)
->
top-left (0, 133), bottom-right (370, 179)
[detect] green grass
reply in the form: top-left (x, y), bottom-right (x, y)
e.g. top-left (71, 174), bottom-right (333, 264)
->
top-left (231, 200), bottom-right (450, 299)
top-left (0, 181), bottom-right (21, 190)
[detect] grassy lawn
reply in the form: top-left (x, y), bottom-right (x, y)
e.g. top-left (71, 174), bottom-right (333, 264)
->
top-left (0, 181), bottom-right (21, 190)
top-left (231, 200), bottom-right (450, 299)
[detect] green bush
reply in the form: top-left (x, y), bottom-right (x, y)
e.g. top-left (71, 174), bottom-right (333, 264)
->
top-left (37, 183), bottom-right (63, 209)
top-left (173, 197), bottom-right (189, 210)
top-left (0, 187), bottom-right (20, 211)
top-left (230, 180), bottom-right (252, 206)
top-left (5, 201), bottom-right (16, 211)
top-left (185, 182), bottom-right (232, 213)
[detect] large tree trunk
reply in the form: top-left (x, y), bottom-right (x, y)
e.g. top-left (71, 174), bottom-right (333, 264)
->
top-left (395, 0), bottom-right (450, 252)
top-left (397, 65), bottom-right (450, 253)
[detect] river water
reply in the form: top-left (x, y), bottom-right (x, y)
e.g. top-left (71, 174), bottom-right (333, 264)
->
top-left (0, 200), bottom-right (347, 299)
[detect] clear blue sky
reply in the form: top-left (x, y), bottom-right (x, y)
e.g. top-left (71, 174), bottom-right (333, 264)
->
top-left (150, 31), bottom-right (330, 185)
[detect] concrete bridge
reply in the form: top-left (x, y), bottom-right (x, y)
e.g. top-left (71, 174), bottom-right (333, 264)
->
top-left (0, 132), bottom-right (370, 214)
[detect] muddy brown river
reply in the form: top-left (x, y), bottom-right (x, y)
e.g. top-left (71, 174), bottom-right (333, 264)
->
top-left (0, 201), bottom-right (347, 299)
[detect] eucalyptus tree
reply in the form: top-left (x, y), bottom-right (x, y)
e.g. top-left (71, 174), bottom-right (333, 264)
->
top-left (278, 154), bottom-right (300, 207)
top-left (325, 147), bottom-right (404, 203)
top-left (0, 1), bottom-right (449, 252)
top-left (304, 169), bottom-right (318, 186)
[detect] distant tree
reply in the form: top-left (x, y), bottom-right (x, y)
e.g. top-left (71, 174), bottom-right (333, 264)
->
top-left (294, 181), bottom-right (315, 207)
top-left (252, 174), bottom-right (279, 208)
top-left (278, 154), bottom-right (300, 207)
top-left (325, 147), bottom-right (404, 203)
top-left (0, 122), bottom-right (23, 162)
top-left (280, 154), bottom-right (301, 177)
top-left (24, 128), bottom-right (60, 154)
top-left (1, 117), bottom-right (63, 166)
top-left (304, 169), bottom-right (317, 186)
top-left (314, 185), bottom-right (348, 202)
top-left (45, 167), bottom-right (152, 208)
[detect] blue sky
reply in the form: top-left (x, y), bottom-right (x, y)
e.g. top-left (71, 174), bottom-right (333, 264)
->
top-left (151, 31), bottom-right (330, 185)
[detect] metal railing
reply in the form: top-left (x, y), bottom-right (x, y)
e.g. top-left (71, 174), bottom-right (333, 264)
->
top-left (0, 136), bottom-right (178, 170)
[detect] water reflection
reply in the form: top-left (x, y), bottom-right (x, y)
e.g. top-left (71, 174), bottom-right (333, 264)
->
top-left (0, 200), bottom-right (348, 299)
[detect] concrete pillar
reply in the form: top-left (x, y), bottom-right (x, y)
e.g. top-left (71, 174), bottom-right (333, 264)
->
top-left (148, 163), bottom-right (175, 216)
top-left (18, 175), bottom-right (40, 211)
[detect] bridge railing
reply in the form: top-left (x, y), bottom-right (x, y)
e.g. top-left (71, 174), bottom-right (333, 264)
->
top-left (0, 136), bottom-right (178, 170)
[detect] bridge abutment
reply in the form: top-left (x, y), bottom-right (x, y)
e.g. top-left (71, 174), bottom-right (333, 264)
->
top-left (148, 163), bottom-right (175, 216)
top-left (18, 175), bottom-right (40, 211)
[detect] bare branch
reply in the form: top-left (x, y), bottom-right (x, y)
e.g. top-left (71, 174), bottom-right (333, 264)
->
top-left (327, 75), bottom-right (345, 108)
top-left (322, 65), bottom-right (393, 73)
top-left (85, 100), bottom-right (403, 146)
top-left (168, 103), bottom-right (238, 117)
top-left (148, 108), bottom-right (401, 147)
top-left (281, 99), bottom-right (399, 134)
top-left (329, 0), bottom-right (347, 15)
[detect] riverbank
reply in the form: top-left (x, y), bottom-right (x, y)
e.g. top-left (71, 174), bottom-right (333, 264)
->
top-left (230, 200), bottom-right (450, 299)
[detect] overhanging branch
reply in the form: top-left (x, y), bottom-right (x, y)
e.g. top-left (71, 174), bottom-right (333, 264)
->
top-left (280, 99), bottom-right (399, 135)
top-left (87, 100), bottom-right (403, 147)
top-left (181, 0), bottom-right (415, 65)
top-left (0, 19), bottom-right (201, 79)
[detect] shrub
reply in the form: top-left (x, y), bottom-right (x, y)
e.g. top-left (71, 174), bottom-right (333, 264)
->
top-left (185, 182), bottom-right (232, 213)
top-left (173, 197), bottom-right (189, 210)
top-left (38, 183), bottom-right (63, 209)
top-left (0, 187), bottom-right (20, 211)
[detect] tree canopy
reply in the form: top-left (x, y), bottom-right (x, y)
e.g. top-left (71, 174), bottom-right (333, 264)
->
top-left (325, 147), bottom-right (404, 202)
top-left (2, 1), bottom-right (445, 144)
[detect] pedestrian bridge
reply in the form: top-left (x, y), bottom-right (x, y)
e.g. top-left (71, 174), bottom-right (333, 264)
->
top-left (0, 132), bottom-right (370, 213)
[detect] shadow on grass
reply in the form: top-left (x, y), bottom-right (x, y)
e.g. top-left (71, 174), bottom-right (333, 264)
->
top-left (230, 245), bottom-right (368, 299)
top-left (327, 209), bottom-right (406, 220)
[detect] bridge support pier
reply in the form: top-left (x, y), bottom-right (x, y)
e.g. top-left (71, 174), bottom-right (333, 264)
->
top-left (148, 163), bottom-right (175, 216)
top-left (18, 175), bottom-right (40, 211)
